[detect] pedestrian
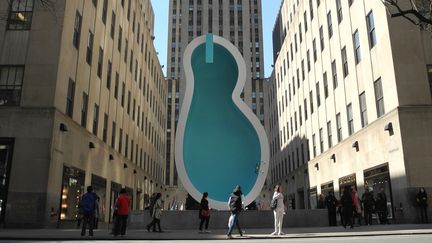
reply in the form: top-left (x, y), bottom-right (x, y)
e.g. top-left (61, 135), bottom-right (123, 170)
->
top-left (362, 187), bottom-right (375, 226)
top-left (227, 185), bottom-right (244, 239)
top-left (113, 188), bottom-right (130, 236)
top-left (375, 187), bottom-right (388, 224)
top-left (80, 186), bottom-right (97, 237)
top-left (317, 194), bottom-right (325, 209)
top-left (270, 184), bottom-right (285, 236)
top-left (146, 193), bottom-right (163, 232)
top-left (416, 187), bottom-right (429, 224)
top-left (351, 187), bottom-right (361, 226)
top-left (325, 191), bottom-right (338, 226)
top-left (341, 186), bottom-right (354, 229)
top-left (199, 192), bottom-right (211, 233)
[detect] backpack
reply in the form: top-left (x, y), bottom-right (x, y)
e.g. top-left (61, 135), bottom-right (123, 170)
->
top-left (81, 192), bottom-right (96, 214)
top-left (270, 197), bottom-right (278, 210)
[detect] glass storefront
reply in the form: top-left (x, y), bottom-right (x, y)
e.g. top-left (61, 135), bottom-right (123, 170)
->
top-left (125, 187), bottom-right (133, 210)
top-left (0, 139), bottom-right (13, 223)
top-left (338, 174), bottom-right (357, 197)
top-left (60, 166), bottom-right (85, 221)
top-left (109, 182), bottom-right (121, 223)
top-left (364, 164), bottom-right (393, 219)
top-left (321, 181), bottom-right (335, 196)
top-left (309, 187), bottom-right (317, 209)
top-left (91, 174), bottom-right (106, 222)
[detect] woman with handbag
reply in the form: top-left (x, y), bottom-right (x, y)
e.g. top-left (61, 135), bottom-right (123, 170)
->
top-left (199, 192), bottom-right (210, 233)
top-left (270, 184), bottom-right (285, 236)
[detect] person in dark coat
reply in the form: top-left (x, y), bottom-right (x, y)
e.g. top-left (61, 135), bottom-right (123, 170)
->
top-left (325, 192), bottom-right (338, 226)
top-left (375, 187), bottom-right (388, 224)
top-left (362, 187), bottom-right (375, 226)
top-left (416, 187), bottom-right (428, 224)
top-left (341, 186), bottom-right (354, 229)
top-left (227, 185), bottom-right (244, 239)
top-left (80, 186), bottom-right (97, 237)
top-left (199, 192), bottom-right (211, 233)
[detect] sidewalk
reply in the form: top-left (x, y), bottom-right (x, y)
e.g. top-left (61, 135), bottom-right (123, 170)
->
top-left (0, 224), bottom-right (431, 241)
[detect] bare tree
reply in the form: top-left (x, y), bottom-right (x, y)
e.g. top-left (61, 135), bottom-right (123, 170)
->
top-left (383, 0), bottom-right (432, 31)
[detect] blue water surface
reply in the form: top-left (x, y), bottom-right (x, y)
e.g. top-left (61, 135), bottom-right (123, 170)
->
top-left (183, 43), bottom-right (261, 202)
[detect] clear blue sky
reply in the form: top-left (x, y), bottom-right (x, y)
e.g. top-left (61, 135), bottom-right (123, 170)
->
top-left (151, 0), bottom-right (281, 78)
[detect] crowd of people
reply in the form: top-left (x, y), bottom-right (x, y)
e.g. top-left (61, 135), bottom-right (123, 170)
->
top-left (76, 184), bottom-right (429, 238)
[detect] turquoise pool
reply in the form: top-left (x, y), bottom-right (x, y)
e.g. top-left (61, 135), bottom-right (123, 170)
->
top-left (183, 43), bottom-right (261, 202)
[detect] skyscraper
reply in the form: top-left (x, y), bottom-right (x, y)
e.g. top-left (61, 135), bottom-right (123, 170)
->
top-left (165, 0), bottom-right (266, 206)
top-left (268, 0), bottom-right (432, 222)
top-left (0, 0), bottom-right (166, 226)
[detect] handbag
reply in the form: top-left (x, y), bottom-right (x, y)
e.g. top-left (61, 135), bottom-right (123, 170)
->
top-left (200, 209), bottom-right (210, 217)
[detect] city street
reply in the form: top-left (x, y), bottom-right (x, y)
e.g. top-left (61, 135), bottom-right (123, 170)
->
top-left (0, 224), bottom-right (431, 242)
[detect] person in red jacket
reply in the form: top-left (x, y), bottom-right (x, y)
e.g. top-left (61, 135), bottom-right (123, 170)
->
top-left (114, 188), bottom-right (130, 236)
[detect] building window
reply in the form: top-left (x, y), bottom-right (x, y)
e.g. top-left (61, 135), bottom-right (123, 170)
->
top-left (81, 93), bottom-right (88, 128)
top-left (118, 27), bottom-right (123, 51)
top-left (332, 60), bottom-right (338, 89)
top-left (353, 30), bottom-right (361, 64)
top-left (7, 0), bottom-right (34, 30)
top-left (102, 113), bottom-right (108, 142)
top-left (374, 78), bottom-right (385, 118)
top-left (316, 82), bottom-right (321, 107)
top-left (86, 31), bottom-right (94, 65)
top-left (0, 65), bottom-right (24, 106)
top-left (347, 103), bottom-right (354, 136)
top-left (342, 47), bottom-right (348, 77)
top-left (66, 78), bottom-right (75, 117)
top-left (111, 122), bottom-right (116, 148)
top-left (327, 121), bottom-right (333, 148)
top-left (319, 128), bottom-right (324, 153)
top-left (336, 0), bottom-right (343, 23)
top-left (359, 92), bottom-right (368, 128)
top-left (336, 113), bottom-right (342, 142)
top-left (111, 12), bottom-right (116, 39)
top-left (121, 82), bottom-right (125, 107)
top-left (367, 11), bottom-right (377, 48)
top-left (313, 39), bottom-right (317, 62)
top-left (102, 0), bottom-right (108, 24)
top-left (92, 104), bottom-right (99, 135)
top-left (97, 47), bottom-right (104, 78)
top-left (327, 11), bottom-right (333, 38)
top-left (310, 90), bottom-right (314, 114)
top-left (119, 128), bottom-right (123, 153)
top-left (73, 11), bottom-right (82, 49)
top-left (312, 134), bottom-right (316, 157)
top-left (323, 72), bottom-right (329, 98)
top-left (106, 61), bottom-right (112, 89)
top-left (319, 26), bottom-right (324, 51)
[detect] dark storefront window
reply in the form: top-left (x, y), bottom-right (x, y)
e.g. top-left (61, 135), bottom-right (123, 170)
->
top-left (321, 181), bottom-right (334, 196)
top-left (91, 174), bottom-right (106, 222)
top-left (109, 182), bottom-right (121, 223)
top-left (0, 139), bottom-right (14, 223)
top-left (309, 187), bottom-right (317, 209)
top-left (60, 166), bottom-right (85, 221)
top-left (339, 173), bottom-right (357, 196)
top-left (364, 164), bottom-right (393, 219)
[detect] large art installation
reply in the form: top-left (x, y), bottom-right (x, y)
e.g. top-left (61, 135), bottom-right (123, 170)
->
top-left (175, 33), bottom-right (269, 210)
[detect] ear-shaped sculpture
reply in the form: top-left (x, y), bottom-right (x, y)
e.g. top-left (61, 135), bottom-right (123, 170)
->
top-left (175, 33), bottom-right (269, 210)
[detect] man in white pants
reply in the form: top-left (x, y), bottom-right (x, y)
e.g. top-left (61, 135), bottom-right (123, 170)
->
top-left (271, 184), bottom-right (285, 236)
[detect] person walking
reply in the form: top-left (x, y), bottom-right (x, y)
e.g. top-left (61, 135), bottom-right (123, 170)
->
top-left (80, 186), bottom-right (97, 237)
top-left (351, 187), bottom-right (361, 226)
top-left (375, 187), bottom-right (388, 224)
top-left (146, 193), bottom-right (163, 232)
top-left (362, 187), bottom-right (375, 226)
top-left (341, 186), bottom-right (354, 229)
top-left (325, 192), bottom-right (338, 226)
top-left (317, 194), bottom-right (325, 209)
top-left (227, 185), bottom-right (244, 239)
top-left (199, 192), bottom-right (211, 233)
top-left (270, 184), bottom-right (285, 236)
top-left (113, 188), bottom-right (130, 236)
top-left (416, 187), bottom-right (429, 224)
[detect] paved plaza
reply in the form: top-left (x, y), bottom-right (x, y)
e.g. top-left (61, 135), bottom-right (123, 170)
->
top-left (0, 224), bottom-right (431, 242)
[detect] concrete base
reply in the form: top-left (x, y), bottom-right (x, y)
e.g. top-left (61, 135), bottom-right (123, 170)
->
top-left (129, 210), bottom-right (329, 229)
